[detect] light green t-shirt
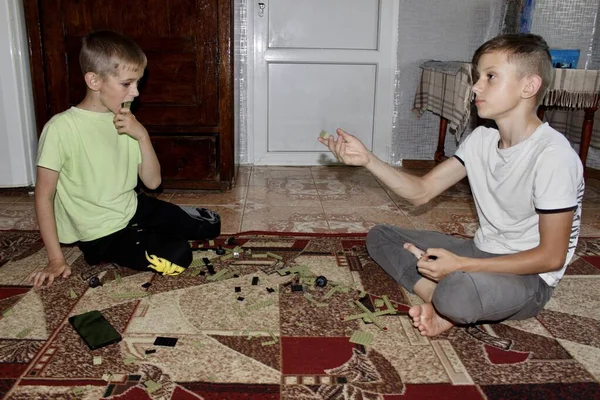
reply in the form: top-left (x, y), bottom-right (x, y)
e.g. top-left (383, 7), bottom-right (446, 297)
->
top-left (37, 107), bottom-right (141, 244)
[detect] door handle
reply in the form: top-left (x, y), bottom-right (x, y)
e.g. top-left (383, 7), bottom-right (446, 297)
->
top-left (258, 2), bottom-right (266, 17)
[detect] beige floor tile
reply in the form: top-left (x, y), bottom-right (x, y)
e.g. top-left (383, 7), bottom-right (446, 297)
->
top-left (235, 166), bottom-right (252, 186)
top-left (403, 206), bottom-right (479, 237)
top-left (310, 166), bottom-right (382, 187)
top-left (0, 203), bottom-right (38, 230)
top-left (0, 194), bottom-right (25, 203)
top-left (16, 193), bottom-right (35, 203)
top-left (580, 207), bottom-right (600, 237)
top-left (246, 179), bottom-right (320, 207)
top-left (324, 204), bottom-right (414, 233)
top-left (249, 166), bottom-right (313, 186)
top-left (316, 181), bottom-right (395, 208)
top-left (170, 186), bottom-right (248, 206)
top-left (241, 205), bottom-right (328, 233)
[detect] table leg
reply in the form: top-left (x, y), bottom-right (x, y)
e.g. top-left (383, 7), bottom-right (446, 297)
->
top-left (435, 117), bottom-right (449, 164)
top-left (580, 106), bottom-right (598, 174)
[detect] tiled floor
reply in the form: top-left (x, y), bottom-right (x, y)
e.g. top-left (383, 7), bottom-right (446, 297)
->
top-left (2, 165), bottom-right (600, 236)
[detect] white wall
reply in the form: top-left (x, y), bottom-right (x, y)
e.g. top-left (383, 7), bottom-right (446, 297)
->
top-left (0, 0), bottom-right (37, 187)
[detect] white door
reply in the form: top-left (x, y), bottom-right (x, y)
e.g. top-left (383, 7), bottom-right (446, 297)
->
top-left (251, 0), bottom-right (398, 165)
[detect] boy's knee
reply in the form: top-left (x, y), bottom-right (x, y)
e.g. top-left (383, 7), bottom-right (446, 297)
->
top-left (433, 271), bottom-right (481, 324)
top-left (366, 224), bottom-right (386, 251)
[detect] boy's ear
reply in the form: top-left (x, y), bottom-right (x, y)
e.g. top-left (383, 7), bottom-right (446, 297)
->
top-left (522, 74), bottom-right (542, 101)
top-left (84, 72), bottom-right (102, 91)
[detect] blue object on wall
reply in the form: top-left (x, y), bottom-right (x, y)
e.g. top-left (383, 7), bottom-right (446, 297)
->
top-left (520, 0), bottom-right (536, 33)
top-left (549, 49), bottom-right (580, 69)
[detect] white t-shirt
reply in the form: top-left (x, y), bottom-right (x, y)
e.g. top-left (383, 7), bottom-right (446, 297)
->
top-left (454, 123), bottom-right (584, 287)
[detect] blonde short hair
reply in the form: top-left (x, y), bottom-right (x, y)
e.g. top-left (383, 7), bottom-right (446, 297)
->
top-left (79, 30), bottom-right (147, 77)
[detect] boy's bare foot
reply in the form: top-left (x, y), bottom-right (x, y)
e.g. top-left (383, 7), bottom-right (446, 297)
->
top-left (408, 303), bottom-right (454, 337)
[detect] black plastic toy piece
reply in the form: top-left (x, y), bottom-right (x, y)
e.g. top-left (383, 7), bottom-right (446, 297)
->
top-left (141, 282), bottom-right (152, 289)
top-left (216, 246), bottom-right (226, 255)
top-left (153, 337), bottom-right (178, 347)
top-left (89, 276), bottom-right (102, 288)
top-left (252, 277), bottom-right (259, 285)
top-left (226, 237), bottom-right (236, 245)
top-left (315, 276), bottom-right (328, 287)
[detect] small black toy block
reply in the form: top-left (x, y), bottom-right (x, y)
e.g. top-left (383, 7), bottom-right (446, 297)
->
top-left (89, 276), bottom-right (102, 288)
top-left (153, 337), bottom-right (178, 347)
top-left (233, 274), bottom-right (239, 278)
top-left (226, 237), bottom-right (237, 245)
top-left (315, 276), bottom-right (328, 287)
top-left (251, 277), bottom-right (259, 285)
top-left (291, 285), bottom-right (304, 292)
top-left (207, 265), bottom-right (216, 275)
top-left (199, 271), bottom-right (206, 276)
top-left (141, 282), bottom-right (152, 289)
top-left (202, 257), bottom-right (211, 266)
top-left (237, 296), bottom-right (245, 301)
top-left (235, 286), bottom-right (241, 293)
top-left (266, 287), bottom-right (275, 293)
top-left (145, 349), bottom-right (157, 355)
top-left (216, 246), bottom-right (226, 255)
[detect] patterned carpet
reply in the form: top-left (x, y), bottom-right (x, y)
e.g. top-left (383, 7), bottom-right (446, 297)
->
top-left (0, 230), bottom-right (599, 399)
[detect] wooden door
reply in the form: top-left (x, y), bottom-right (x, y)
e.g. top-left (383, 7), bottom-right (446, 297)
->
top-left (24, 0), bottom-right (235, 190)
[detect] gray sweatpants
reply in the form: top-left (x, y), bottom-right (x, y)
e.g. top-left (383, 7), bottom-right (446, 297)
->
top-left (365, 224), bottom-right (554, 325)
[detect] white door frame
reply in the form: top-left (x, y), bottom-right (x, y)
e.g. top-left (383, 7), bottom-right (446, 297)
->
top-left (247, 0), bottom-right (399, 165)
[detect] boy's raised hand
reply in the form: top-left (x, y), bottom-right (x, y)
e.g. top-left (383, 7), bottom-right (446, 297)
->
top-left (113, 108), bottom-right (148, 141)
top-left (318, 128), bottom-right (372, 167)
top-left (27, 259), bottom-right (72, 288)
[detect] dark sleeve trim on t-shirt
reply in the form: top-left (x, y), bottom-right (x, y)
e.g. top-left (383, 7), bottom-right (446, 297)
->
top-left (453, 155), bottom-right (465, 166)
top-left (536, 206), bottom-right (577, 214)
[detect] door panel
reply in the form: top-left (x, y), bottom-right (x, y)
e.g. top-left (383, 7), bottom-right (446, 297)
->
top-left (268, 63), bottom-right (376, 152)
top-left (268, 0), bottom-right (379, 50)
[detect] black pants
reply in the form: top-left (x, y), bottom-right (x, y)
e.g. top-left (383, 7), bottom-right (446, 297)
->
top-left (78, 194), bottom-right (221, 271)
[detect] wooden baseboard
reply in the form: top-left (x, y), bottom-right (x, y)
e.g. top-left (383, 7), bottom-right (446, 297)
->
top-left (586, 167), bottom-right (600, 180)
top-left (401, 159), bottom-right (436, 169)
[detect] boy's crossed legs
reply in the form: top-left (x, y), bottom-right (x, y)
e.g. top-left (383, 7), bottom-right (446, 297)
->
top-left (366, 225), bottom-right (553, 336)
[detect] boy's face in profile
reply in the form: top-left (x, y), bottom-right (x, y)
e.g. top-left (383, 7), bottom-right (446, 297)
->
top-left (472, 51), bottom-right (526, 121)
top-left (96, 63), bottom-right (145, 114)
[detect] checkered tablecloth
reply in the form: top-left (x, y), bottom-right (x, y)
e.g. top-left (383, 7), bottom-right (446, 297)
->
top-left (542, 69), bottom-right (600, 149)
top-left (413, 61), bottom-right (473, 141)
top-left (543, 68), bottom-right (600, 108)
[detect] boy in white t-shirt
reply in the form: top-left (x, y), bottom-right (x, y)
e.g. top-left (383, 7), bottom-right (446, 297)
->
top-left (318, 33), bottom-right (584, 337)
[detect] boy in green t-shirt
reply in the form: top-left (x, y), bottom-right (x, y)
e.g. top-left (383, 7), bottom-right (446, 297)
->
top-left (28, 31), bottom-right (221, 288)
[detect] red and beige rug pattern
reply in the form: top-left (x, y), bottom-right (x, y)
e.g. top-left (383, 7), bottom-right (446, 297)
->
top-left (0, 230), bottom-right (599, 399)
